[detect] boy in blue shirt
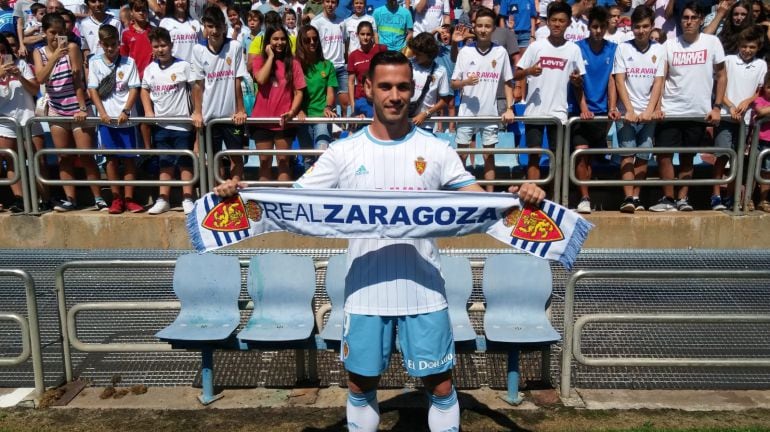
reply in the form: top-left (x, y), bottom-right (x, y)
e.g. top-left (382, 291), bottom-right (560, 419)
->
top-left (570, 6), bottom-right (620, 213)
top-left (373, 0), bottom-right (412, 51)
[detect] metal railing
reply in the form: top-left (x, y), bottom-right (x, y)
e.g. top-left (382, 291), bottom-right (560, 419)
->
top-left (744, 118), bottom-right (770, 211)
top-left (55, 258), bottom-right (335, 384)
top-left (3, 114), bottom-right (769, 213)
top-left (24, 117), bottom-right (202, 213)
top-left (0, 117), bottom-right (31, 212)
top-left (206, 115), bottom-right (562, 194)
top-left (560, 269), bottom-right (770, 399)
top-left (0, 269), bottom-right (44, 401)
top-left (0, 148), bottom-right (20, 186)
top-left (564, 116), bottom-right (745, 213)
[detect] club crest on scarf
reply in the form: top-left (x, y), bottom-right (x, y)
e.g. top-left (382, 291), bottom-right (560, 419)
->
top-left (415, 157), bottom-right (426, 175)
top-left (201, 196), bottom-right (254, 232)
top-left (502, 206), bottom-right (564, 242)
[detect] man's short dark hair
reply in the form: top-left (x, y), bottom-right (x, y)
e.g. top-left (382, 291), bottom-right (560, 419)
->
top-left (98, 24), bottom-right (119, 43)
top-left (201, 4), bottom-right (226, 29)
top-left (148, 26), bottom-right (172, 45)
top-left (367, 50), bottom-right (412, 81)
top-left (474, 6), bottom-right (496, 24)
top-left (588, 5), bottom-right (608, 26)
top-left (681, 1), bottom-right (703, 17)
top-left (630, 4), bottom-right (654, 24)
top-left (547, 1), bottom-right (572, 19)
top-left (30, 3), bottom-right (45, 13)
top-left (738, 24), bottom-right (764, 47)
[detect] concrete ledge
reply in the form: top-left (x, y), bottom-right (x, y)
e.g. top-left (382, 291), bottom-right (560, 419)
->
top-left (0, 210), bottom-right (768, 250)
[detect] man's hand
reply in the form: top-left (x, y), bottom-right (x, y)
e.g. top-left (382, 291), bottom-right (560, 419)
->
top-left (706, 107), bottom-right (721, 125)
top-left (508, 183), bottom-right (546, 206)
top-left (213, 179), bottom-right (247, 198)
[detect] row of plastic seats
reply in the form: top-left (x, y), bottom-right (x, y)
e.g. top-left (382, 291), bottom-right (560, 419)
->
top-left (156, 252), bottom-right (560, 404)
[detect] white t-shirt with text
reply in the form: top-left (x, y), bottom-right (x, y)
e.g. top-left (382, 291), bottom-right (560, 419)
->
top-left (452, 44), bottom-right (514, 117)
top-left (87, 55), bottom-right (141, 124)
top-left (612, 40), bottom-right (666, 114)
top-left (311, 13), bottom-right (346, 68)
top-left (141, 59), bottom-right (196, 131)
top-left (661, 33), bottom-right (725, 116)
top-left (191, 39), bottom-right (249, 122)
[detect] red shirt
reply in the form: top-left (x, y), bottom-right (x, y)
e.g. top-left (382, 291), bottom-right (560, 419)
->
top-left (120, 25), bottom-right (153, 79)
top-left (347, 44), bottom-right (387, 100)
top-left (251, 56), bottom-right (306, 131)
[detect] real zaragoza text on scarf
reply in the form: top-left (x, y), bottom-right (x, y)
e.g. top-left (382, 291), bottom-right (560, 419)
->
top-left (187, 188), bottom-right (594, 270)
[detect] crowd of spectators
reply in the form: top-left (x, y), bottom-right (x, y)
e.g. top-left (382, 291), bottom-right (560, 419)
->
top-left (0, 0), bottom-right (769, 214)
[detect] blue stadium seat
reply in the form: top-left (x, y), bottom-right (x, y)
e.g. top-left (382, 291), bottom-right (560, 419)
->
top-left (482, 254), bottom-right (560, 405)
top-left (155, 253), bottom-right (242, 405)
top-left (156, 253), bottom-right (241, 342)
top-left (237, 253), bottom-right (316, 342)
top-left (320, 254), bottom-right (346, 341)
top-left (440, 255), bottom-right (476, 342)
top-left (482, 254), bottom-right (560, 344)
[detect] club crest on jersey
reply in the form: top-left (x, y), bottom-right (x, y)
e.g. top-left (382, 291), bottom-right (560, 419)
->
top-left (226, 56), bottom-right (232, 66)
top-left (320, 70), bottom-right (327, 78)
top-left (491, 59), bottom-right (497, 68)
top-left (170, 73), bottom-right (177, 82)
top-left (510, 207), bottom-right (564, 242)
top-left (414, 157), bottom-right (426, 175)
top-left (118, 71), bottom-right (124, 80)
top-left (201, 196), bottom-right (250, 232)
top-left (651, 55), bottom-right (657, 63)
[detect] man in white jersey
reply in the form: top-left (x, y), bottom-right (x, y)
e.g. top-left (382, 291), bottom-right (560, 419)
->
top-left (191, 5), bottom-right (249, 182)
top-left (214, 50), bottom-right (546, 432)
top-left (650, 1), bottom-right (725, 212)
top-left (77, 0), bottom-right (121, 59)
top-left (613, 5), bottom-right (665, 213)
top-left (451, 7), bottom-right (515, 192)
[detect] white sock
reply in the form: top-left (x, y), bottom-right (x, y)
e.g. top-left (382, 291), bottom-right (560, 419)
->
top-left (346, 389), bottom-right (379, 432)
top-left (428, 387), bottom-right (460, 432)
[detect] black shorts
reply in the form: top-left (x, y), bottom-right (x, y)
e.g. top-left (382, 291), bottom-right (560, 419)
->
top-left (250, 126), bottom-right (298, 143)
top-left (571, 119), bottom-right (610, 149)
top-left (210, 124), bottom-right (246, 152)
top-left (654, 120), bottom-right (707, 148)
top-left (525, 124), bottom-right (558, 149)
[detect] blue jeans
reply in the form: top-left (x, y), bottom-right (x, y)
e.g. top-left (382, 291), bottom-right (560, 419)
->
top-left (297, 123), bottom-right (332, 169)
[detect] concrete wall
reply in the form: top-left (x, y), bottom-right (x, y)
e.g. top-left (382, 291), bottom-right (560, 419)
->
top-left (0, 211), bottom-right (768, 250)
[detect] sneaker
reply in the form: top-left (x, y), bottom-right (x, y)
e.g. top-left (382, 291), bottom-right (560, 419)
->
top-left (108, 197), bottom-right (125, 214)
top-left (633, 199), bottom-right (645, 212)
top-left (54, 199), bottom-right (76, 212)
top-left (182, 199), bottom-right (195, 215)
top-left (649, 196), bottom-right (677, 212)
top-left (620, 196), bottom-right (635, 213)
top-left (94, 197), bottom-right (109, 212)
top-left (38, 200), bottom-right (52, 212)
top-left (576, 197), bottom-right (592, 214)
top-left (148, 198), bottom-right (170, 215)
top-left (125, 199), bottom-right (145, 213)
top-left (8, 197), bottom-right (24, 214)
top-left (747, 200), bottom-right (755, 212)
top-left (758, 200), bottom-right (770, 213)
top-left (676, 197), bottom-right (693, 212)
top-left (710, 195), bottom-right (726, 211)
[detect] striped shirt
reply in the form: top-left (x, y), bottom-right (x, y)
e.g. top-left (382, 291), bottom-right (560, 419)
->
top-left (38, 47), bottom-right (79, 116)
top-left (294, 126), bottom-right (476, 316)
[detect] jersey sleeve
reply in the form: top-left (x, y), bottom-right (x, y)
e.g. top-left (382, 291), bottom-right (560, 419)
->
top-left (572, 46), bottom-right (586, 76)
top-left (190, 46), bottom-right (205, 81)
top-left (436, 66), bottom-right (451, 97)
top-left (450, 48), bottom-right (466, 80)
top-left (501, 49), bottom-right (514, 82)
top-left (440, 143), bottom-right (476, 189)
top-left (612, 43), bottom-right (626, 74)
top-left (326, 61), bottom-right (339, 88)
top-left (126, 60), bottom-right (140, 88)
top-left (87, 58), bottom-right (98, 88)
top-left (404, 8), bottom-right (413, 29)
top-left (233, 42), bottom-right (248, 79)
top-left (18, 59), bottom-right (34, 81)
top-left (653, 45), bottom-right (666, 77)
top-left (293, 144), bottom-right (341, 189)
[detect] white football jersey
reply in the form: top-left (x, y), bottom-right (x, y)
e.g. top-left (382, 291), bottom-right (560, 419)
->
top-left (191, 39), bottom-right (249, 122)
top-left (141, 59), bottom-right (196, 131)
top-left (295, 126), bottom-right (477, 316)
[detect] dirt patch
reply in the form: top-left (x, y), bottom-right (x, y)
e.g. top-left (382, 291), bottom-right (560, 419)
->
top-left (2, 406), bottom-right (770, 431)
